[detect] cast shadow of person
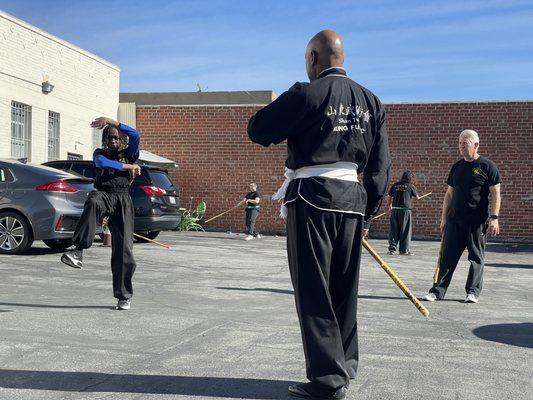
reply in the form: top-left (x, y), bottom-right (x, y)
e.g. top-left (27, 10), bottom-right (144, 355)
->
top-left (0, 370), bottom-right (295, 399)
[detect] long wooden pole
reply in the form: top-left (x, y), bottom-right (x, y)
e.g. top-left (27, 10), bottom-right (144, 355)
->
top-left (204, 200), bottom-right (245, 223)
top-left (372, 192), bottom-right (433, 221)
top-left (433, 235), bottom-right (444, 284)
top-left (416, 192), bottom-right (433, 200)
top-left (362, 237), bottom-right (430, 317)
top-left (133, 232), bottom-right (171, 249)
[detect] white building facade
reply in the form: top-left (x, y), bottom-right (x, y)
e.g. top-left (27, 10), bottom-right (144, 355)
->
top-left (0, 11), bottom-right (120, 163)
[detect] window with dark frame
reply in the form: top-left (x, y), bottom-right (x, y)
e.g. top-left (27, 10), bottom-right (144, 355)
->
top-left (92, 128), bottom-right (102, 151)
top-left (48, 111), bottom-right (60, 161)
top-left (11, 101), bottom-right (32, 160)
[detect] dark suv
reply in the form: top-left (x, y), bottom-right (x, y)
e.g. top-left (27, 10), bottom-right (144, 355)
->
top-left (43, 160), bottom-right (180, 240)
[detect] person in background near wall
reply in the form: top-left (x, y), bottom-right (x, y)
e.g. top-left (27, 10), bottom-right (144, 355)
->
top-left (422, 129), bottom-right (501, 304)
top-left (388, 170), bottom-right (420, 255)
top-left (61, 117), bottom-right (141, 311)
top-left (244, 183), bottom-right (261, 241)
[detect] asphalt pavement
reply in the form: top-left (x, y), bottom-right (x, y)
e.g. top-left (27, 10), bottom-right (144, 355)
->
top-left (0, 232), bottom-right (531, 400)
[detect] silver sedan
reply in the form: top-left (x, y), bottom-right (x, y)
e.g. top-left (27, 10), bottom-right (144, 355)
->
top-left (0, 159), bottom-right (95, 254)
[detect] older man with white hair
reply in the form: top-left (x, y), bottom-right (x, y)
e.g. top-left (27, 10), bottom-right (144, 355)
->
top-left (423, 129), bottom-right (501, 304)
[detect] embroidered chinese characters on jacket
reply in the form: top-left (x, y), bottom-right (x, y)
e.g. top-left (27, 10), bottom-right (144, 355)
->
top-left (326, 103), bottom-right (371, 134)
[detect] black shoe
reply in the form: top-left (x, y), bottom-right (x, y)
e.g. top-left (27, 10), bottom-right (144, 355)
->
top-left (61, 249), bottom-right (83, 269)
top-left (388, 250), bottom-right (396, 255)
top-left (400, 251), bottom-right (414, 256)
top-left (288, 383), bottom-right (347, 400)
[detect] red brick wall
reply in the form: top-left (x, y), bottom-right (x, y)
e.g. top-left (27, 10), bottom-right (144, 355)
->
top-left (136, 102), bottom-right (533, 241)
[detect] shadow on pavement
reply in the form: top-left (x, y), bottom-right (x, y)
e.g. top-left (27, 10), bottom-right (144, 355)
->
top-left (0, 302), bottom-right (112, 310)
top-left (216, 286), bottom-right (293, 295)
top-left (485, 263), bottom-right (533, 269)
top-left (215, 287), bottom-right (467, 303)
top-left (361, 295), bottom-right (464, 302)
top-left (472, 323), bottom-right (533, 348)
top-left (0, 310), bottom-right (13, 313)
top-left (20, 247), bottom-right (67, 256)
top-left (0, 370), bottom-right (294, 399)
top-left (485, 243), bottom-right (533, 253)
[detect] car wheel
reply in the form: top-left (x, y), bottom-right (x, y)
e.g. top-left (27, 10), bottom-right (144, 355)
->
top-left (0, 211), bottom-right (34, 254)
top-left (43, 238), bottom-right (73, 250)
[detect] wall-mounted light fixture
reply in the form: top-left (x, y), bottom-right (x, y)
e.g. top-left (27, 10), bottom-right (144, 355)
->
top-left (42, 80), bottom-right (54, 94)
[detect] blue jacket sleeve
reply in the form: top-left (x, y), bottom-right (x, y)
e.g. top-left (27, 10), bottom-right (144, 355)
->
top-left (94, 154), bottom-right (124, 170)
top-left (118, 123), bottom-right (140, 162)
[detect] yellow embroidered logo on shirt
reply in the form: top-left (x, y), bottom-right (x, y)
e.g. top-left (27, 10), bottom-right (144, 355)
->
top-left (472, 167), bottom-right (482, 176)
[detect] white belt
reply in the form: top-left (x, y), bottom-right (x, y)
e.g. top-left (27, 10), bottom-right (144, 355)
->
top-left (272, 161), bottom-right (359, 218)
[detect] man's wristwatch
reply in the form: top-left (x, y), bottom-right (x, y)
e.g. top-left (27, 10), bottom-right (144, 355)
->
top-left (489, 215), bottom-right (498, 220)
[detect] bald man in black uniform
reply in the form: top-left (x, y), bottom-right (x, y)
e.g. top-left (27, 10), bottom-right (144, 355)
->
top-left (248, 30), bottom-right (390, 400)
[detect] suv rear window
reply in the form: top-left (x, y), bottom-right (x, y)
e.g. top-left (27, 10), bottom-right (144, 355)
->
top-left (46, 162), bottom-right (70, 170)
top-left (69, 164), bottom-right (96, 179)
top-left (148, 170), bottom-right (174, 189)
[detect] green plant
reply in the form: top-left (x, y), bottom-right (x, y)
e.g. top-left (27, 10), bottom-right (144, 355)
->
top-left (178, 201), bottom-right (206, 231)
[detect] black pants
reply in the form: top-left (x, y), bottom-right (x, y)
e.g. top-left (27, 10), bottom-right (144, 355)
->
top-left (72, 190), bottom-right (137, 300)
top-left (287, 200), bottom-right (362, 393)
top-left (388, 209), bottom-right (412, 253)
top-left (430, 219), bottom-right (486, 299)
top-left (245, 208), bottom-right (259, 236)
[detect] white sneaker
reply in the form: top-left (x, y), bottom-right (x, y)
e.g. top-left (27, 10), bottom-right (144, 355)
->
top-left (61, 249), bottom-right (83, 269)
top-left (256, 234), bottom-right (262, 239)
top-left (116, 299), bottom-right (131, 310)
top-left (465, 293), bottom-right (478, 303)
top-left (244, 235), bottom-right (255, 241)
top-left (422, 293), bottom-right (437, 302)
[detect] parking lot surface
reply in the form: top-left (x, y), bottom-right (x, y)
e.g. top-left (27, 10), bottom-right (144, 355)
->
top-left (0, 232), bottom-right (531, 400)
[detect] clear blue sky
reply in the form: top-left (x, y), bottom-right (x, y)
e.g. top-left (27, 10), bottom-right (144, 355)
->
top-left (3, 0), bottom-right (533, 101)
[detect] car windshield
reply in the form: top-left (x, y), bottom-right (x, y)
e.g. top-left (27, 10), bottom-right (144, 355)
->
top-left (148, 170), bottom-right (174, 189)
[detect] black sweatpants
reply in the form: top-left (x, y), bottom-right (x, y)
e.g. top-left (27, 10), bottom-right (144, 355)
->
top-left (430, 219), bottom-right (486, 299)
top-left (72, 190), bottom-right (137, 300)
top-left (245, 208), bottom-right (259, 236)
top-left (287, 199), bottom-right (362, 393)
top-left (388, 209), bottom-right (412, 253)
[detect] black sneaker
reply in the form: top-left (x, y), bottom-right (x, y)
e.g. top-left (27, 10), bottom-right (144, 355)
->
top-left (61, 249), bottom-right (83, 269)
top-left (400, 251), bottom-right (414, 256)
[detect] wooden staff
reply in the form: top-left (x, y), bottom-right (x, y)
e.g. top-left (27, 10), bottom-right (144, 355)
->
top-left (416, 192), bottom-right (433, 200)
top-left (133, 232), bottom-right (170, 249)
top-left (433, 235), bottom-right (444, 284)
top-left (362, 237), bottom-right (430, 317)
top-left (372, 192), bottom-right (433, 221)
top-left (204, 200), bottom-right (246, 223)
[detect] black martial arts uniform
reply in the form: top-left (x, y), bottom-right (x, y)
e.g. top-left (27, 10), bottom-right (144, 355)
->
top-left (244, 190), bottom-right (260, 237)
top-left (248, 67), bottom-right (390, 394)
top-left (388, 181), bottom-right (418, 253)
top-left (72, 123), bottom-right (140, 301)
top-left (430, 156), bottom-right (501, 299)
